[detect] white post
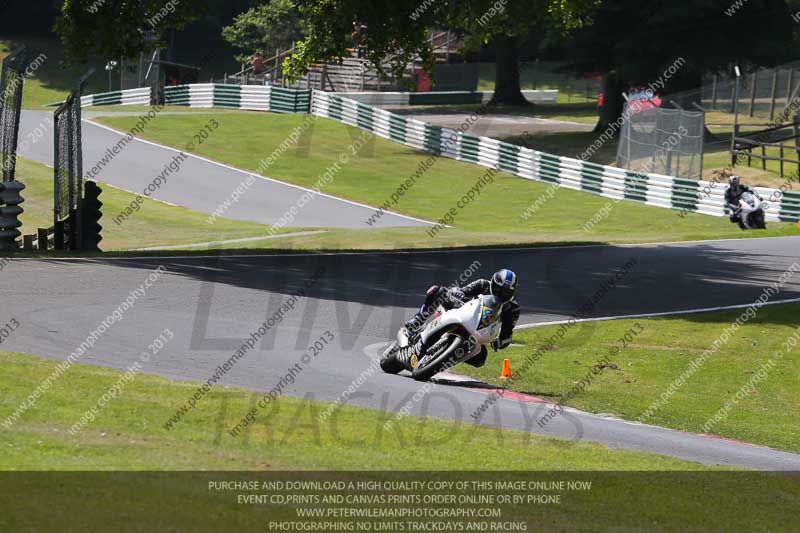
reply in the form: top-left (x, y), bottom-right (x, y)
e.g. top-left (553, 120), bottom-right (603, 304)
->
top-left (731, 65), bottom-right (741, 166)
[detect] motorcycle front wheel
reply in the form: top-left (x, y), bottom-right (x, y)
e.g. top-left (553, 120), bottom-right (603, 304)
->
top-left (411, 334), bottom-right (464, 382)
top-left (380, 341), bottom-right (405, 374)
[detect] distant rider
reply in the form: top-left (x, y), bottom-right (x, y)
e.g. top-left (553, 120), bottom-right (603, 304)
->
top-left (398, 269), bottom-right (521, 370)
top-left (724, 175), bottom-right (759, 224)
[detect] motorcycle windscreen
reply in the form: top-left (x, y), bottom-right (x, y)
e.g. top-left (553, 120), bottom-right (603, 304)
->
top-left (478, 294), bottom-right (504, 329)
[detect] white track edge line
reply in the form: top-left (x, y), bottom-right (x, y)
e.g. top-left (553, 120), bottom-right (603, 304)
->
top-left (516, 298), bottom-right (800, 329)
top-left (361, 343), bottom-right (800, 459)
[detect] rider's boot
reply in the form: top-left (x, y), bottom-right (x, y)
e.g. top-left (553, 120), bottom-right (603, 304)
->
top-left (403, 285), bottom-right (445, 335)
top-left (403, 315), bottom-right (425, 336)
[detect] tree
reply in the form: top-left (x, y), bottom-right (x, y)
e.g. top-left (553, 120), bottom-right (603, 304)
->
top-left (56, 0), bottom-right (206, 62)
top-left (283, 0), bottom-right (593, 105)
top-left (222, 0), bottom-right (307, 63)
top-left (567, 0), bottom-right (799, 131)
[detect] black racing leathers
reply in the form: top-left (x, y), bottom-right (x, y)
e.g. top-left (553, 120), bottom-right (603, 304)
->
top-left (724, 184), bottom-right (757, 221)
top-left (404, 280), bottom-right (521, 364)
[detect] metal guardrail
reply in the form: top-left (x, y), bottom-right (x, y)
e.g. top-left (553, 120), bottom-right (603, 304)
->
top-left (46, 86), bottom-right (150, 108)
top-left (65, 85), bottom-right (558, 110)
top-left (51, 84), bottom-right (313, 114)
top-left (163, 84), bottom-right (310, 113)
top-left (310, 91), bottom-right (800, 223)
top-left (47, 84), bottom-right (800, 224)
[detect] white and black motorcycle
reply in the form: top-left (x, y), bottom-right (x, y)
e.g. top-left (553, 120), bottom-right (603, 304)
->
top-left (380, 294), bottom-right (503, 381)
top-left (736, 191), bottom-right (767, 230)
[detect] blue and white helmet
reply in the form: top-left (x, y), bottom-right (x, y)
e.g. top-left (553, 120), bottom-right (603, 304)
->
top-left (491, 269), bottom-right (517, 302)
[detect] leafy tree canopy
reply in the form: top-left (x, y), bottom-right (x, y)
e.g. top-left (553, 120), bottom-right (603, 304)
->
top-left (57, 0), bottom-right (205, 62)
top-left (568, 0), bottom-right (799, 93)
top-left (222, 0), bottom-right (307, 63)
top-left (283, 0), bottom-right (594, 82)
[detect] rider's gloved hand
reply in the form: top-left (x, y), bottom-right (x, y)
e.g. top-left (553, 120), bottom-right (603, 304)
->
top-left (446, 288), bottom-right (467, 308)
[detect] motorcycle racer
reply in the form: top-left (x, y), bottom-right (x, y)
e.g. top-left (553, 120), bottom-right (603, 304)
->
top-left (724, 175), bottom-right (758, 224)
top-left (397, 269), bottom-right (521, 371)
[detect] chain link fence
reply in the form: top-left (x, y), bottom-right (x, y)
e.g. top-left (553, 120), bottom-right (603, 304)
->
top-left (616, 103), bottom-right (705, 180)
top-left (52, 70), bottom-right (93, 250)
top-left (53, 90), bottom-right (83, 224)
top-left (0, 46), bottom-right (26, 182)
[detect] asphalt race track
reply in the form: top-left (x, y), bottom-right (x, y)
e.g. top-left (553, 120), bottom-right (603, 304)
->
top-left (3, 237), bottom-right (800, 469)
top-left (16, 110), bottom-right (430, 229)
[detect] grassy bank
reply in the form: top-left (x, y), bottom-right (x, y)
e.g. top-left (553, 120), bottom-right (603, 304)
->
top-left (94, 112), bottom-right (798, 251)
top-left (0, 350), bottom-right (707, 470)
top-left (15, 157), bottom-right (279, 251)
top-left (461, 303), bottom-right (800, 453)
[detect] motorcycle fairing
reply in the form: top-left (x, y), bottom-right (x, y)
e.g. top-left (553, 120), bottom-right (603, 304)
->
top-left (420, 295), bottom-right (503, 359)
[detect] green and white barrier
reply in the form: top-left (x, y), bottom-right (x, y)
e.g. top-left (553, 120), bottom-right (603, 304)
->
top-left (53, 84), bottom-right (800, 223)
top-left (72, 87), bottom-right (151, 107)
top-left (163, 84), bottom-right (311, 114)
top-left (164, 84), bottom-right (266, 110)
top-left (59, 84), bottom-right (312, 114)
top-left (310, 90), bottom-right (800, 223)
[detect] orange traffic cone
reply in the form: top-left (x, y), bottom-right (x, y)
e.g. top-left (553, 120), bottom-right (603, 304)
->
top-left (500, 358), bottom-right (512, 379)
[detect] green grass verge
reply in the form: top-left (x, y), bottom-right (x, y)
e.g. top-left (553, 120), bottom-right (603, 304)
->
top-left (402, 105), bottom-right (795, 189)
top-left (93, 112), bottom-right (799, 251)
top-left (460, 303), bottom-right (800, 453)
top-left (497, 102), bottom-right (599, 124)
top-left (703, 125), bottom-right (800, 187)
top-left (477, 63), bottom-right (600, 104)
top-left (504, 130), bottom-right (616, 164)
top-left (0, 38), bottom-right (107, 109)
top-left (392, 102), bottom-right (600, 125)
top-left (509, 125), bottom-right (800, 190)
top-left (0, 350), bottom-right (708, 470)
top-left (15, 157), bottom-right (281, 251)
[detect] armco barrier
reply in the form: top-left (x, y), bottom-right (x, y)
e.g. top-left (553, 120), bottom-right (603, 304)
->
top-left (60, 86), bottom-right (557, 111)
top-left (49, 84), bottom-right (800, 223)
top-left (164, 84), bottom-right (311, 114)
top-left (47, 87), bottom-right (154, 108)
top-left (50, 84), bottom-right (312, 114)
top-left (81, 87), bottom-right (151, 107)
top-left (310, 90), bottom-right (800, 223)
top-left (164, 84), bottom-right (269, 110)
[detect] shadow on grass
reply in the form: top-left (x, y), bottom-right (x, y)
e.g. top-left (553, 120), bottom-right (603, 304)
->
top-left (504, 129), bottom-right (617, 165)
top-left (389, 102), bottom-right (597, 119)
top-left (1, 38), bottom-right (107, 102)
